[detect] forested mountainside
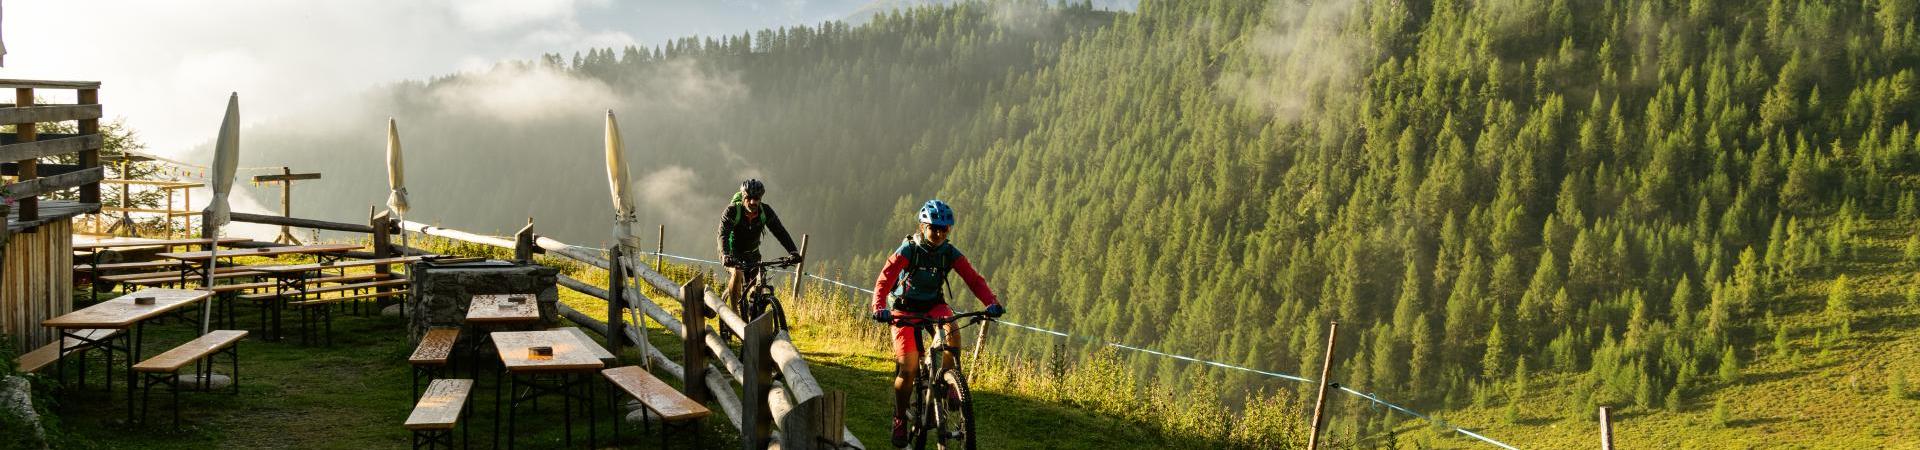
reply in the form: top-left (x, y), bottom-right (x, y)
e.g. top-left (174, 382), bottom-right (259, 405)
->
top-left (231, 0), bottom-right (1919, 444)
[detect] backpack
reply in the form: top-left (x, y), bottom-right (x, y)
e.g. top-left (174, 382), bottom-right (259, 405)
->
top-left (892, 235), bottom-right (957, 312)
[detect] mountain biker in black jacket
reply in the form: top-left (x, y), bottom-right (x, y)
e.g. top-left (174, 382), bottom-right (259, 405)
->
top-left (717, 179), bottom-right (801, 315)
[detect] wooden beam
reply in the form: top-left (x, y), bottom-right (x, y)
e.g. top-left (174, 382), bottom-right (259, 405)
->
top-left (0, 134), bottom-right (101, 161)
top-left (15, 88), bottom-right (38, 222)
top-left (0, 163), bottom-right (83, 176)
top-left (0, 104), bottom-right (103, 124)
top-left (99, 207), bottom-right (199, 216)
top-left (1, 166), bottom-right (104, 200)
top-left (250, 173), bottom-right (322, 182)
top-left (78, 88), bottom-right (100, 204)
top-left (0, 79), bottom-right (102, 89)
top-left (227, 211), bottom-right (374, 234)
top-left (99, 179), bottom-right (202, 188)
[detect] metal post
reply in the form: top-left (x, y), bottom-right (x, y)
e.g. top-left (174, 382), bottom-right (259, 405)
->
top-left (1600, 406), bottom-right (1614, 450)
top-left (790, 234), bottom-right (808, 300)
top-left (1307, 321), bottom-right (1339, 450)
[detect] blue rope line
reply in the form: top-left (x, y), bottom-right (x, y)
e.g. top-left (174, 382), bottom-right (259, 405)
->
top-left (633, 250), bottom-right (1521, 449)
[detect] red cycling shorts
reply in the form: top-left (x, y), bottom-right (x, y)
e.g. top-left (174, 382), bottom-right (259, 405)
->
top-left (892, 303), bottom-right (953, 357)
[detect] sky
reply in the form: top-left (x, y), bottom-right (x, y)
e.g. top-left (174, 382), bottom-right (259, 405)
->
top-left (0, 0), bottom-right (880, 154)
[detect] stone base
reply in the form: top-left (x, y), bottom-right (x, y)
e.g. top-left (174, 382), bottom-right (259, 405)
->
top-left (1, 375), bottom-right (50, 449)
top-left (381, 304), bottom-right (403, 317)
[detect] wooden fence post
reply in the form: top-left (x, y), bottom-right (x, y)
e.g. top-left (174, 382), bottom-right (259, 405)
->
top-left (13, 88), bottom-right (37, 222)
top-left (371, 209), bottom-right (393, 299)
top-left (790, 234), bottom-right (808, 301)
top-left (1307, 321), bottom-right (1339, 450)
top-left (682, 277), bottom-right (710, 402)
top-left (77, 88), bottom-right (100, 205)
top-left (607, 245), bottom-right (626, 357)
top-left (656, 224), bottom-right (665, 268)
top-left (514, 218), bottom-right (536, 262)
top-left (743, 312), bottom-right (777, 450)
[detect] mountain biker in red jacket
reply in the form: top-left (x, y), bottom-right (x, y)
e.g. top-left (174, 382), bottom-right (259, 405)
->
top-left (870, 199), bottom-right (1004, 447)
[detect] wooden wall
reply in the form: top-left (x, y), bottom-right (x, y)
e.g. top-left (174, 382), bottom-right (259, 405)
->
top-left (1, 220), bottom-right (73, 353)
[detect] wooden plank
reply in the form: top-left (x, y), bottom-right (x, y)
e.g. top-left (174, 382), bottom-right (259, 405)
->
top-left (98, 266), bottom-right (258, 283)
top-left (490, 330), bottom-right (603, 372)
top-left (410, 328), bottom-right (460, 365)
top-left (0, 79), bottom-right (102, 90)
top-left (73, 260), bottom-right (179, 272)
top-left (254, 255), bottom-right (421, 273)
top-left (100, 207), bottom-right (198, 216)
top-left (156, 243), bottom-right (361, 261)
top-left (15, 329), bottom-right (123, 373)
top-left (72, 237), bottom-right (248, 251)
top-left (250, 173), bottom-right (321, 182)
top-left (2, 166), bottom-right (105, 200)
top-left (0, 104), bottom-right (104, 124)
top-left (97, 179), bottom-right (202, 188)
top-left (405, 379), bottom-right (473, 431)
top-left (43, 288), bottom-right (209, 328)
top-left (133, 330), bottom-right (246, 372)
top-left (603, 366), bottom-right (711, 421)
top-left (0, 133), bottom-right (102, 161)
top-left (466, 294), bottom-right (539, 324)
top-left (228, 212), bottom-right (373, 234)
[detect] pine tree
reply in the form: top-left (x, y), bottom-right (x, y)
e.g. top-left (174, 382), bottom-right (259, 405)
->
top-left (1827, 275), bottom-right (1855, 324)
top-left (1719, 346), bottom-right (1742, 384)
top-left (1484, 324), bottom-right (1510, 379)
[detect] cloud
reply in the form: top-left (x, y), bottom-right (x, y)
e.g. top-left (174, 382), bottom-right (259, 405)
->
top-left (1218, 0), bottom-right (1379, 122)
top-left (428, 64), bottom-right (625, 122)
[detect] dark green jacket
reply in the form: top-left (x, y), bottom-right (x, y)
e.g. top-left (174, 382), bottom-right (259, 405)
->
top-left (717, 201), bottom-right (798, 261)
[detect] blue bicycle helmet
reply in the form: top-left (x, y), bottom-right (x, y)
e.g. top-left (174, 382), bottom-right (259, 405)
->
top-left (917, 200), bottom-right (955, 226)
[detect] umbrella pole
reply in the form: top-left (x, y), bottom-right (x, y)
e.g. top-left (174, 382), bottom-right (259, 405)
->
top-left (201, 229), bottom-right (219, 335)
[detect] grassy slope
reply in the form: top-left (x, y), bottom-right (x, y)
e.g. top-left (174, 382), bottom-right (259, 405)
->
top-left (1389, 217), bottom-right (1920, 449)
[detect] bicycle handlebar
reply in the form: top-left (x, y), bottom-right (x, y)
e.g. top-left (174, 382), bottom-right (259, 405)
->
top-left (888, 310), bottom-right (996, 328)
top-left (734, 256), bottom-right (801, 269)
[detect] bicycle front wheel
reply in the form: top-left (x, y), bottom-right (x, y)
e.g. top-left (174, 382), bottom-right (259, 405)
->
top-left (935, 369), bottom-right (977, 450)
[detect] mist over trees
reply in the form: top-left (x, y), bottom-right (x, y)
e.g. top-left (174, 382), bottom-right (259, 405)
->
top-left (226, 0), bottom-right (1920, 441)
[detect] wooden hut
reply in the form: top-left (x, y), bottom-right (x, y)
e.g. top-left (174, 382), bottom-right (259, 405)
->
top-left (0, 79), bottom-right (104, 352)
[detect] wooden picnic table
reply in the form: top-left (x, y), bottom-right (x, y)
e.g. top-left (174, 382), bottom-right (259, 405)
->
top-left (491, 329), bottom-right (609, 447)
top-left (75, 237), bottom-right (252, 302)
top-left (466, 294), bottom-right (540, 325)
top-left (42, 288), bottom-right (212, 423)
top-left (158, 244), bottom-right (360, 341)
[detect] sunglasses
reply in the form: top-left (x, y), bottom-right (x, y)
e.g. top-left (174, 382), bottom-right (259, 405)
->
top-left (928, 224), bottom-right (950, 233)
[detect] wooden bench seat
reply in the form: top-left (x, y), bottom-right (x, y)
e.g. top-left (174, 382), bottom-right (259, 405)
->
top-left (240, 278), bottom-right (410, 302)
top-left (203, 272), bottom-right (392, 294)
top-left (604, 366), bottom-right (709, 421)
top-left (604, 365), bottom-right (710, 448)
top-left (15, 329), bottom-right (122, 373)
top-left (124, 270), bottom-right (265, 287)
top-left (74, 260), bottom-right (181, 272)
top-left (406, 378), bottom-right (474, 449)
top-left (133, 330), bottom-right (248, 373)
top-left (410, 328), bottom-right (461, 399)
top-left (99, 266), bottom-right (261, 284)
top-left (132, 330), bottom-right (247, 429)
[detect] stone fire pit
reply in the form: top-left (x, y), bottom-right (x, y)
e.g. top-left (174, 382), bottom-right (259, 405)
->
top-left (405, 259), bottom-right (559, 343)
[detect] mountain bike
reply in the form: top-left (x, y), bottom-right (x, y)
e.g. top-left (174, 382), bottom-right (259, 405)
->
top-left (891, 310), bottom-right (995, 450)
top-left (720, 256), bottom-right (799, 344)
